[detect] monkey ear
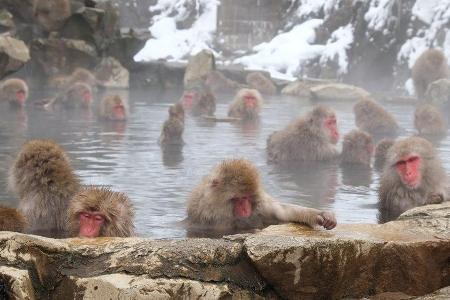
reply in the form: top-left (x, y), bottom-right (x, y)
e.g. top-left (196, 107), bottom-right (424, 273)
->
top-left (211, 179), bottom-right (219, 187)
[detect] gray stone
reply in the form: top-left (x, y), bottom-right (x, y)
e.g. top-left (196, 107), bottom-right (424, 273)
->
top-left (183, 50), bottom-right (215, 88)
top-left (95, 56), bottom-right (129, 88)
top-left (425, 79), bottom-right (450, 106)
top-left (310, 83), bottom-right (371, 102)
top-left (0, 35), bottom-right (30, 78)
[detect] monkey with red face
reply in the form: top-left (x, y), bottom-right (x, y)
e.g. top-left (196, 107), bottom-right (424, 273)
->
top-left (378, 137), bottom-right (447, 223)
top-left (0, 79), bottom-right (28, 108)
top-left (267, 105), bottom-right (340, 162)
top-left (186, 159), bottom-right (336, 236)
top-left (179, 85), bottom-right (216, 116)
top-left (99, 95), bottom-right (128, 121)
top-left (228, 88), bottom-right (263, 120)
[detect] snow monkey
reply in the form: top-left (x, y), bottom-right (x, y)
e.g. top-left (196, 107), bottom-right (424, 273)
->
top-left (228, 88), bottom-right (263, 120)
top-left (159, 102), bottom-right (185, 146)
top-left (412, 48), bottom-right (449, 100)
top-left (0, 78), bottom-right (28, 107)
top-left (98, 94), bottom-right (128, 121)
top-left (414, 103), bottom-right (447, 137)
top-left (0, 205), bottom-right (27, 232)
top-left (378, 137), bottom-right (447, 223)
top-left (353, 98), bottom-right (399, 136)
top-left (245, 71), bottom-right (277, 95)
top-left (341, 129), bottom-right (374, 166)
top-left (374, 139), bottom-right (395, 171)
top-left (179, 85), bottom-right (216, 116)
top-left (33, 0), bottom-right (71, 32)
top-left (267, 105), bottom-right (340, 162)
top-left (186, 159), bottom-right (337, 235)
top-left (45, 82), bottom-right (93, 110)
top-left (68, 186), bottom-right (135, 238)
top-left (9, 139), bottom-right (80, 237)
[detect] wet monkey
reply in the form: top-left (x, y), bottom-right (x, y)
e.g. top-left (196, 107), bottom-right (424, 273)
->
top-left (0, 205), bottom-right (27, 232)
top-left (353, 98), bottom-right (399, 136)
top-left (159, 103), bottom-right (185, 146)
top-left (414, 103), bottom-right (447, 137)
top-left (99, 94), bottom-right (128, 121)
top-left (68, 186), bottom-right (135, 238)
top-left (179, 86), bottom-right (216, 116)
top-left (45, 82), bottom-right (93, 110)
top-left (9, 139), bottom-right (80, 237)
top-left (33, 0), bottom-right (71, 32)
top-left (0, 79), bottom-right (28, 107)
top-left (412, 48), bottom-right (449, 100)
top-left (267, 105), bottom-right (340, 162)
top-left (374, 139), bottom-right (394, 171)
top-left (378, 137), bottom-right (447, 223)
top-left (341, 129), bottom-right (374, 166)
top-left (186, 159), bottom-right (336, 235)
top-left (228, 88), bottom-right (263, 120)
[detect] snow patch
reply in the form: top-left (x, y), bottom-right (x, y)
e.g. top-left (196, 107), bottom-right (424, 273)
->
top-left (320, 24), bottom-right (354, 74)
top-left (364, 0), bottom-right (395, 31)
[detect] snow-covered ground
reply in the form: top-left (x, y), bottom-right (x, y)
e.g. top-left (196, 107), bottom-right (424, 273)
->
top-left (135, 0), bottom-right (450, 88)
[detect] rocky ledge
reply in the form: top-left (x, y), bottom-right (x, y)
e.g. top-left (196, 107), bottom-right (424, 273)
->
top-left (0, 203), bottom-right (449, 299)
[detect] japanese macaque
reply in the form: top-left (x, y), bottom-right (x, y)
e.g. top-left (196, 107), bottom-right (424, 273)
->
top-left (9, 139), bottom-right (80, 236)
top-left (378, 137), bottom-right (447, 223)
top-left (228, 88), bottom-right (263, 120)
top-left (98, 94), bottom-right (128, 121)
top-left (246, 72), bottom-right (277, 95)
top-left (159, 103), bottom-right (185, 146)
top-left (412, 48), bottom-right (449, 100)
top-left (186, 159), bottom-right (336, 235)
top-left (0, 78), bottom-right (28, 107)
top-left (179, 86), bottom-right (216, 116)
top-left (205, 70), bottom-right (241, 94)
top-left (45, 82), bottom-right (93, 110)
top-left (0, 205), bottom-right (27, 232)
top-left (267, 105), bottom-right (340, 162)
top-left (67, 68), bottom-right (97, 88)
top-left (374, 139), bottom-right (394, 171)
top-left (414, 103), bottom-right (447, 136)
top-left (33, 0), bottom-right (71, 32)
top-left (341, 129), bottom-right (374, 166)
top-left (353, 98), bottom-right (399, 136)
top-left (68, 186), bottom-right (135, 238)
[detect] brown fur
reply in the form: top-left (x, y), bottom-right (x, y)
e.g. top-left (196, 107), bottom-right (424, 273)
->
top-left (228, 88), bottom-right (263, 120)
top-left (45, 82), bottom-right (92, 110)
top-left (353, 98), bottom-right (399, 135)
top-left (159, 103), bottom-right (185, 146)
top-left (412, 48), bottom-right (449, 100)
top-left (187, 159), bottom-right (336, 234)
top-left (205, 70), bottom-right (241, 94)
top-left (180, 86), bottom-right (216, 116)
top-left (414, 103), bottom-right (447, 136)
top-left (33, 0), bottom-right (71, 32)
top-left (9, 139), bottom-right (80, 236)
top-left (341, 129), bottom-right (373, 165)
top-left (68, 186), bottom-right (135, 237)
top-left (267, 105), bottom-right (339, 162)
top-left (48, 75), bottom-right (69, 90)
top-left (68, 68), bottom-right (97, 88)
top-left (378, 137), bottom-right (447, 223)
top-left (0, 78), bottom-right (28, 106)
top-left (246, 72), bottom-right (277, 95)
top-left (0, 205), bottom-right (27, 232)
top-left (98, 94), bottom-right (128, 120)
top-left (374, 139), bottom-right (394, 171)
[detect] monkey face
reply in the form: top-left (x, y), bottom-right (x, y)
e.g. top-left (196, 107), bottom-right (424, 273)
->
top-left (324, 116), bottom-right (339, 144)
top-left (78, 211), bottom-right (105, 238)
top-left (231, 194), bottom-right (254, 218)
top-left (395, 154), bottom-right (422, 189)
top-left (15, 90), bottom-right (27, 106)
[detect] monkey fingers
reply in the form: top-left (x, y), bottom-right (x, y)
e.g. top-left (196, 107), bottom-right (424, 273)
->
top-left (318, 211), bottom-right (337, 230)
top-left (428, 193), bottom-right (444, 204)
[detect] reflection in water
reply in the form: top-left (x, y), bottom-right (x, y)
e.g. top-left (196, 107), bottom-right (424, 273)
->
top-left (0, 89), bottom-right (449, 238)
top-left (161, 144), bottom-right (184, 167)
top-left (341, 164), bottom-right (372, 187)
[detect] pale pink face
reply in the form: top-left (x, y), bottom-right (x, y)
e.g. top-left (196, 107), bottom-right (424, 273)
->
top-left (78, 211), bottom-right (105, 238)
top-left (15, 90), bottom-right (26, 106)
top-left (182, 92), bottom-right (195, 109)
top-left (231, 194), bottom-right (253, 218)
top-left (244, 94), bottom-right (257, 109)
top-left (395, 155), bottom-right (422, 189)
top-left (111, 104), bottom-right (126, 121)
top-left (81, 89), bottom-right (92, 106)
top-left (324, 116), bottom-right (339, 144)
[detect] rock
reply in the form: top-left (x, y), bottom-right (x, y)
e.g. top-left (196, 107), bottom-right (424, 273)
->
top-left (0, 9), bottom-right (14, 32)
top-left (30, 37), bottom-right (97, 76)
top-left (244, 202), bottom-right (450, 300)
top-left (130, 61), bottom-right (185, 89)
top-left (106, 29), bottom-right (148, 69)
top-left (0, 35), bottom-right (30, 78)
top-left (0, 266), bottom-right (36, 299)
top-left (281, 80), bottom-right (312, 97)
top-left (310, 83), bottom-right (371, 101)
top-left (95, 56), bottom-right (129, 88)
top-left (246, 71), bottom-right (277, 95)
top-left (183, 49), bottom-right (215, 88)
top-left (415, 286), bottom-right (450, 300)
top-left (424, 79), bottom-right (450, 106)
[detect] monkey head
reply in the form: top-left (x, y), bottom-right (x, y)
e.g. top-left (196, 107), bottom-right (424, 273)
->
top-left (342, 129), bottom-right (373, 164)
top-left (386, 137), bottom-right (435, 189)
top-left (210, 159), bottom-right (261, 219)
top-left (66, 83), bottom-right (93, 108)
top-left (309, 105), bottom-right (339, 144)
top-left (414, 104), bottom-right (446, 135)
top-left (3, 79), bottom-right (29, 107)
top-left (68, 187), bottom-right (135, 238)
top-left (107, 95), bottom-right (127, 121)
top-left (169, 103), bottom-right (185, 121)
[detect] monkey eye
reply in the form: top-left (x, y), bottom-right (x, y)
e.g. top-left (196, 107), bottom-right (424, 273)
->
top-left (94, 215), bottom-right (104, 222)
top-left (407, 156), bottom-right (420, 163)
top-left (395, 160), bottom-right (406, 167)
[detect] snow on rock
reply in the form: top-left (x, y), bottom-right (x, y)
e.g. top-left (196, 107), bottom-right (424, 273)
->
top-left (320, 24), bottom-right (354, 74)
top-left (364, 0), bottom-right (395, 31)
top-left (134, 0), bottom-right (219, 62)
top-left (233, 19), bottom-right (325, 80)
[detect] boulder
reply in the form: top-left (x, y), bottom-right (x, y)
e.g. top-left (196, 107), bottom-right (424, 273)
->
top-left (310, 83), bottom-right (371, 101)
top-left (425, 79), bottom-right (450, 106)
top-left (95, 56), bottom-right (129, 88)
top-left (0, 35), bottom-right (30, 78)
top-left (0, 9), bottom-right (14, 33)
top-left (281, 80), bottom-right (312, 97)
top-left (183, 49), bottom-right (215, 88)
top-left (0, 266), bottom-right (36, 300)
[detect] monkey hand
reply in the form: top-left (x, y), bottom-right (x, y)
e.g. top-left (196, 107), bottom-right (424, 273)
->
top-left (315, 211), bottom-right (337, 230)
top-left (428, 193), bottom-right (444, 204)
